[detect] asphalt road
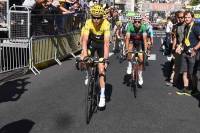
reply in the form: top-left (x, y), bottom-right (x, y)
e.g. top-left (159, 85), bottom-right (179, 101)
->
top-left (0, 33), bottom-right (200, 133)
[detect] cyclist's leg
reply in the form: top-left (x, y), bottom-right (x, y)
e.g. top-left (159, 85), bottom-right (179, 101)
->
top-left (127, 43), bottom-right (133, 74)
top-left (146, 37), bottom-right (152, 56)
top-left (112, 35), bottom-right (116, 52)
top-left (84, 42), bottom-right (95, 85)
top-left (137, 43), bottom-right (144, 85)
top-left (97, 43), bottom-right (106, 107)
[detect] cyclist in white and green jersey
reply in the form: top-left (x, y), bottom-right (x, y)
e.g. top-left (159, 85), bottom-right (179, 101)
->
top-left (125, 13), bottom-right (148, 86)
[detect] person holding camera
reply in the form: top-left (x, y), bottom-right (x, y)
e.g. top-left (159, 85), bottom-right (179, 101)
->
top-left (176, 11), bottom-right (200, 96)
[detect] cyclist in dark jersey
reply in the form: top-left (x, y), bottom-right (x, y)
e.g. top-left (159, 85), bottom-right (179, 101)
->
top-left (125, 13), bottom-right (147, 86)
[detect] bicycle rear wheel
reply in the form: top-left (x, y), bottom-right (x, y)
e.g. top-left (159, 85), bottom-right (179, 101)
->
top-left (119, 41), bottom-right (125, 63)
top-left (143, 52), bottom-right (148, 70)
top-left (131, 64), bottom-right (138, 98)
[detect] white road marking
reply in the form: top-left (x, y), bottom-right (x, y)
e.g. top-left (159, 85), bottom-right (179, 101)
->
top-left (109, 52), bottom-right (114, 57)
top-left (148, 54), bottom-right (156, 61)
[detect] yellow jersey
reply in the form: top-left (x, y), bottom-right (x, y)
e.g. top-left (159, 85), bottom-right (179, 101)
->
top-left (82, 19), bottom-right (111, 42)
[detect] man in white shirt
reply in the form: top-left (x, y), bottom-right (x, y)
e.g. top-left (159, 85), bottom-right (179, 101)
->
top-left (164, 16), bottom-right (173, 56)
top-left (22, 0), bottom-right (45, 9)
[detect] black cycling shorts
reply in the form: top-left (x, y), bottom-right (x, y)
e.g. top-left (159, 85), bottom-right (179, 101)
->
top-left (130, 40), bottom-right (144, 52)
top-left (88, 40), bottom-right (104, 58)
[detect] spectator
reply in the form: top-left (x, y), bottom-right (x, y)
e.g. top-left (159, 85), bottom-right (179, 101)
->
top-left (176, 11), bottom-right (200, 96)
top-left (22, 0), bottom-right (46, 9)
top-left (60, 0), bottom-right (75, 10)
top-left (89, 0), bottom-right (96, 7)
top-left (69, 1), bottom-right (82, 12)
top-left (164, 16), bottom-right (173, 57)
top-left (46, 0), bottom-right (73, 14)
top-left (166, 10), bottom-right (185, 86)
top-left (10, 0), bottom-right (24, 7)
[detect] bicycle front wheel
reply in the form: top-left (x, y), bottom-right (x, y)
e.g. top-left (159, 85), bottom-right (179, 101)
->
top-left (85, 79), bottom-right (95, 124)
top-left (132, 64), bottom-right (138, 98)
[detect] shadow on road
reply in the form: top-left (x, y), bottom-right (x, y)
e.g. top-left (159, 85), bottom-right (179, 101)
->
top-left (105, 83), bottom-right (113, 102)
top-left (55, 113), bottom-right (73, 130)
top-left (191, 89), bottom-right (200, 108)
top-left (123, 74), bottom-right (132, 86)
top-left (161, 61), bottom-right (173, 80)
top-left (0, 119), bottom-right (35, 133)
top-left (0, 77), bottom-right (30, 103)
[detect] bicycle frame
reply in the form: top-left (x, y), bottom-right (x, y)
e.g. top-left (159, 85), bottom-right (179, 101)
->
top-left (81, 57), bottom-right (103, 124)
top-left (118, 39), bottom-right (126, 63)
top-left (130, 51), bottom-right (140, 98)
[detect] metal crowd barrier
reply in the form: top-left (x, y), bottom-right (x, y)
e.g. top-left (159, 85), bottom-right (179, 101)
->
top-left (0, 0), bottom-right (9, 31)
top-left (31, 12), bottom-right (86, 37)
top-left (29, 12), bottom-right (85, 74)
top-left (0, 6), bottom-right (86, 76)
top-left (0, 39), bottom-right (30, 73)
top-left (9, 6), bottom-right (31, 38)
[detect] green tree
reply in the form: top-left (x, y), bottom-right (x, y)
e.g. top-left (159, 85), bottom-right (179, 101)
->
top-left (190, 0), bottom-right (200, 6)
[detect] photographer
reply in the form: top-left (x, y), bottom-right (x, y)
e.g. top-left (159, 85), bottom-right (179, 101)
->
top-left (176, 11), bottom-right (200, 96)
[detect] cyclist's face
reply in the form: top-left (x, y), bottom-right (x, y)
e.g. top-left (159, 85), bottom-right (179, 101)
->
top-left (134, 20), bottom-right (141, 28)
top-left (92, 16), bottom-right (103, 26)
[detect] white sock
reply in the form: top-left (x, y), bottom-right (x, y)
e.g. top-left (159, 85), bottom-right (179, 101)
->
top-left (85, 71), bottom-right (88, 79)
top-left (100, 88), bottom-right (105, 97)
top-left (128, 61), bottom-right (132, 68)
top-left (138, 70), bottom-right (142, 76)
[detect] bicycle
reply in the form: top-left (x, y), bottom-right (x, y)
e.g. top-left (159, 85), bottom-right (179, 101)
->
top-left (128, 50), bottom-right (141, 98)
top-left (75, 56), bottom-right (105, 124)
top-left (118, 38), bottom-right (126, 63)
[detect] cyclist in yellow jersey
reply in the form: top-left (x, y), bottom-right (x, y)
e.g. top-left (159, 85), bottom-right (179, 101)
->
top-left (81, 4), bottom-right (110, 108)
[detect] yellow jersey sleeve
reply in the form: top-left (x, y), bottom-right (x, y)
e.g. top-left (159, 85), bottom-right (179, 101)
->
top-left (102, 19), bottom-right (110, 36)
top-left (82, 19), bottom-right (91, 36)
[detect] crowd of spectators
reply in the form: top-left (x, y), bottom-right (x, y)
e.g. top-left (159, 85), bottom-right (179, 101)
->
top-left (0, 0), bottom-right (123, 37)
top-left (165, 10), bottom-right (200, 96)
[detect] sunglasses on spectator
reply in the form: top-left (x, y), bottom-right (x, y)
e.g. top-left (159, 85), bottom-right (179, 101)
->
top-left (92, 16), bottom-right (103, 20)
top-left (134, 21), bottom-right (141, 23)
top-left (178, 16), bottom-right (184, 19)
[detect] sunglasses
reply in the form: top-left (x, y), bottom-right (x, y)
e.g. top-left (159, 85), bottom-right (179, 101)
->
top-left (134, 21), bottom-right (141, 23)
top-left (178, 16), bottom-right (184, 19)
top-left (92, 16), bottom-right (103, 20)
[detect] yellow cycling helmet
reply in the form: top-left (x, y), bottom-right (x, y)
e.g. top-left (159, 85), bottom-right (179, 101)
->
top-left (116, 21), bottom-right (122, 27)
top-left (90, 4), bottom-right (104, 17)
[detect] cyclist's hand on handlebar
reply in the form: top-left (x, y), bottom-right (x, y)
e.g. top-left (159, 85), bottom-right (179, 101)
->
top-left (80, 53), bottom-right (88, 61)
top-left (99, 58), bottom-right (109, 69)
top-left (104, 59), bottom-right (109, 69)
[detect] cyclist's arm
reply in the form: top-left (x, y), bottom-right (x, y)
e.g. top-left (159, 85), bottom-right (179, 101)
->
top-left (149, 27), bottom-right (154, 45)
top-left (82, 33), bottom-right (89, 57)
top-left (113, 25), bottom-right (117, 34)
top-left (125, 24), bottom-right (131, 50)
top-left (116, 28), bottom-right (122, 39)
top-left (81, 21), bottom-right (90, 57)
top-left (143, 32), bottom-right (148, 50)
top-left (104, 25), bottom-right (111, 60)
top-left (125, 33), bottom-right (130, 51)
